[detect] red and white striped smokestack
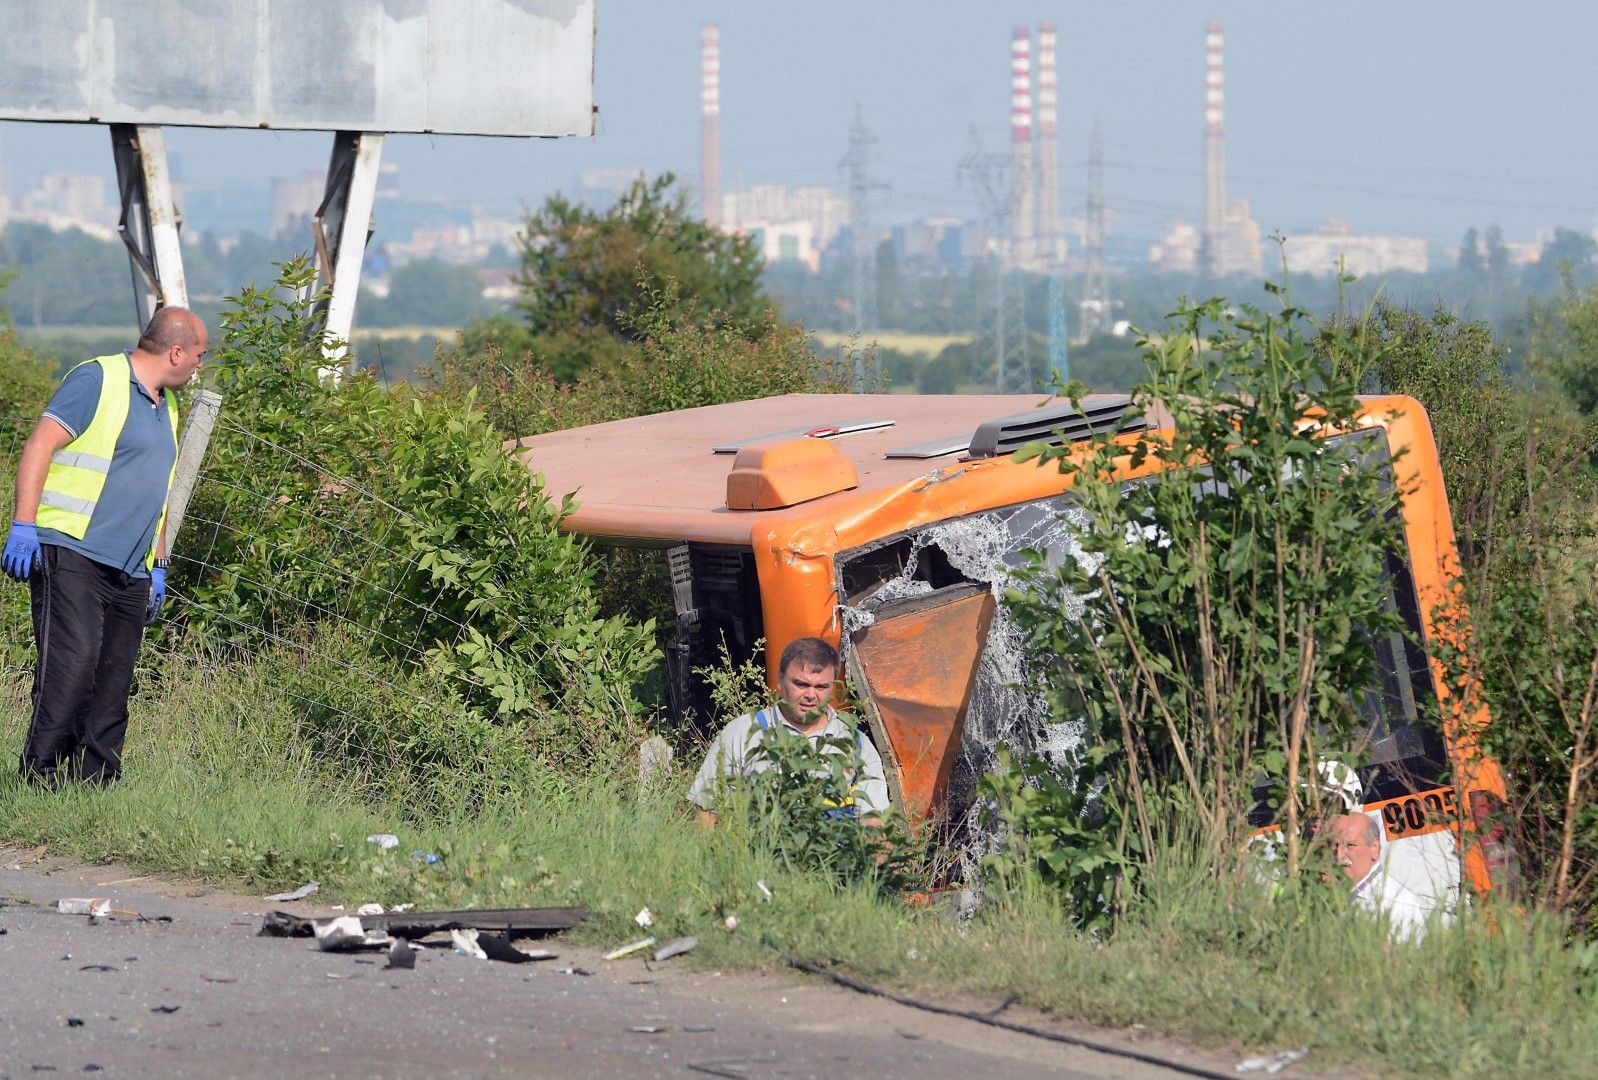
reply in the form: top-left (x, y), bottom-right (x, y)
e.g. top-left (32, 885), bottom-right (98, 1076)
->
top-left (700, 24), bottom-right (721, 227)
top-left (1205, 20), bottom-right (1224, 137)
top-left (1202, 20), bottom-right (1226, 274)
top-left (1036, 20), bottom-right (1060, 265)
top-left (1010, 26), bottom-right (1034, 263)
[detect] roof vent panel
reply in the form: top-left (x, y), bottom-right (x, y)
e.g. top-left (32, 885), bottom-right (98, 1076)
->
top-left (967, 396), bottom-right (1141, 460)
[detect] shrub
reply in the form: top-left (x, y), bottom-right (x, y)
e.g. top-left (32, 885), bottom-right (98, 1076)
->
top-left (1007, 294), bottom-right (1409, 925)
top-left (179, 258), bottom-right (659, 781)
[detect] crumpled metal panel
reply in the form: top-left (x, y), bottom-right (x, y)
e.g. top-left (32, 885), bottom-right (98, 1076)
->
top-left (849, 586), bottom-right (994, 819)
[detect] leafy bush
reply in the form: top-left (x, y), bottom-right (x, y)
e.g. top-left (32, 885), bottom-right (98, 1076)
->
top-left (1007, 294), bottom-right (1409, 924)
top-left (428, 279), bottom-right (857, 440)
top-left (716, 716), bottom-right (917, 894)
top-left (180, 258), bottom-right (659, 780)
top-left (0, 269), bottom-right (57, 420)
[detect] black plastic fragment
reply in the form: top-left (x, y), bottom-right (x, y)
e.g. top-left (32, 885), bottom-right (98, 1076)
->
top-left (258, 905), bottom-right (588, 940)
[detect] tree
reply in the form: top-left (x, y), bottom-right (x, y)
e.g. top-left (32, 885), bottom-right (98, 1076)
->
top-left (1533, 284), bottom-right (1598, 417)
top-left (1524, 227), bottom-right (1597, 296)
top-left (1458, 227), bottom-right (1484, 279)
top-left (361, 259), bottom-right (494, 328)
top-left (511, 173), bottom-right (770, 381)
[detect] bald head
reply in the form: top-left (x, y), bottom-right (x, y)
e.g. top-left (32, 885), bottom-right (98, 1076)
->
top-left (137, 306), bottom-right (202, 354)
top-left (130, 306), bottom-right (208, 391)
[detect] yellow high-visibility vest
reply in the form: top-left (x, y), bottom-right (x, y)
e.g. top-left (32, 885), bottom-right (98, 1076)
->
top-left (37, 353), bottom-right (180, 570)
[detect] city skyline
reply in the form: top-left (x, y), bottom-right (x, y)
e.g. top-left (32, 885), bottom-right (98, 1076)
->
top-left (1, 2), bottom-right (1594, 253)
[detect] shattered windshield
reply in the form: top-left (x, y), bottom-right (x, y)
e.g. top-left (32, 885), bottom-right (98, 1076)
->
top-left (837, 496), bottom-right (1094, 828)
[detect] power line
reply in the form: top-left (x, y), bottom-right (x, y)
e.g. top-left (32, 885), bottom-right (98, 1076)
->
top-left (958, 129), bottom-right (1031, 394)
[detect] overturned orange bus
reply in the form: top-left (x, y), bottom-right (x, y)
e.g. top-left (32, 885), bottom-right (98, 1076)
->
top-left (512, 392), bottom-right (1513, 903)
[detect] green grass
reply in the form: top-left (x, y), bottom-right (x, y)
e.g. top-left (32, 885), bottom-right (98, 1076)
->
top-left (1, 654), bottom-right (1595, 1078)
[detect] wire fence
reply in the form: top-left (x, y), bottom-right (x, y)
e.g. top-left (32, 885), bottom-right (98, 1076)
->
top-left (0, 406), bottom-right (599, 784)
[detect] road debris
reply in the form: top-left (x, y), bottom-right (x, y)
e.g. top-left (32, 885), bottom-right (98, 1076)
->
top-left (1236, 1047), bottom-right (1309, 1074)
top-left (150, 1006), bottom-right (180, 1015)
top-left (723, 915), bottom-right (738, 931)
top-left (411, 851), bottom-right (440, 865)
top-left (451, 928), bottom-right (488, 959)
top-left (259, 905), bottom-right (588, 940)
top-left (77, 964), bottom-right (117, 973)
top-left (756, 880), bottom-right (773, 901)
top-left (630, 1025), bottom-right (665, 1034)
top-left (57, 898), bottom-right (111, 917)
top-left (652, 936), bottom-right (698, 962)
top-left (355, 903), bottom-right (385, 917)
top-left (365, 834), bottom-right (400, 849)
top-left (385, 939), bottom-right (416, 970)
top-left (634, 907), bottom-right (655, 928)
top-left (314, 916), bottom-right (391, 952)
top-left (64, 1018), bottom-right (85, 1028)
top-left (604, 936), bottom-right (656, 961)
top-left (262, 881), bottom-right (319, 902)
top-left (200, 974), bottom-right (236, 984)
top-left (477, 935), bottom-right (557, 964)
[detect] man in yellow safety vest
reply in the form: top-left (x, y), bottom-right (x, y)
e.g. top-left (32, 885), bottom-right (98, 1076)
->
top-left (2, 307), bottom-right (206, 786)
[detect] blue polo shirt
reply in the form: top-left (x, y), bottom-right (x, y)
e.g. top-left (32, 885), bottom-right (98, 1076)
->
top-left (37, 356), bottom-right (177, 578)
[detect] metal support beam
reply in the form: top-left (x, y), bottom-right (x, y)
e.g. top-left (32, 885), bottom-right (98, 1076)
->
top-left (312, 130), bottom-right (384, 371)
top-left (110, 124), bottom-right (187, 329)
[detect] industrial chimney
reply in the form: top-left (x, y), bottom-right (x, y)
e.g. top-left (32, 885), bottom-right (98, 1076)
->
top-left (1201, 20), bottom-right (1225, 277)
top-left (1036, 20), bottom-right (1061, 266)
top-left (1010, 26), bottom-right (1033, 265)
top-left (700, 24), bottom-right (721, 227)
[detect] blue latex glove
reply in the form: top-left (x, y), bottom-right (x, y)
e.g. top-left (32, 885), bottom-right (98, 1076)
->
top-left (147, 565), bottom-right (167, 622)
top-left (2, 521), bottom-right (39, 581)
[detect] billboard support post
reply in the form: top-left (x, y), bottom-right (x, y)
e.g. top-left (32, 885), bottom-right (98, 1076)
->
top-left (110, 124), bottom-right (187, 329)
top-left (312, 131), bottom-right (385, 372)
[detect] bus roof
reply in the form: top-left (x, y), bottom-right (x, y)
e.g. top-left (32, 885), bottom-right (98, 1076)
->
top-left (509, 392), bottom-right (1116, 546)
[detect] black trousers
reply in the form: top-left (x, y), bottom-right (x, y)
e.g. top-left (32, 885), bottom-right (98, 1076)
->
top-left (21, 544), bottom-right (149, 785)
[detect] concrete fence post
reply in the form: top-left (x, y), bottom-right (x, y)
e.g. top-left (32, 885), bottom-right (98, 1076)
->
top-left (164, 389), bottom-right (222, 556)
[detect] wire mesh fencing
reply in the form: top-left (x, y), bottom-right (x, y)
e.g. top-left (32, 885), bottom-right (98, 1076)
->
top-left (0, 406), bottom-right (641, 790)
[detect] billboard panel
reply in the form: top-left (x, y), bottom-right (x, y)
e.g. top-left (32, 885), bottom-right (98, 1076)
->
top-left (0, 0), bottom-right (595, 137)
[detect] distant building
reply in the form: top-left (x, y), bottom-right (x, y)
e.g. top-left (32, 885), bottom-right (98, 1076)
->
top-left (1282, 220), bottom-right (1428, 277)
top-left (385, 214), bottom-right (523, 265)
top-left (580, 167), bottom-right (645, 209)
top-left (886, 217), bottom-right (985, 271)
top-left (721, 184), bottom-right (850, 254)
top-left (1210, 197), bottom-right (1263, 278)
top-left (1149, 221), bottom-right (1202, 273)
top-left (740, 220), bottom-right (819, 272)
top-left (11, 172), bottom-right (115, 240)
top-left (270, 172), bottom-right (324, 237)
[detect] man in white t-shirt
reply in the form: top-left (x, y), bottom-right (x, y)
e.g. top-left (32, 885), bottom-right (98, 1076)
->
top-left (1330, 811), bottom-right (1440, 941)
top-left (687, 636), bottom-right (889, 828)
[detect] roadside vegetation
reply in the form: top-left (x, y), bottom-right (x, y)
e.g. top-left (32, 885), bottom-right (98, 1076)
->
top-left (2, 179), bottom-right (1597, 1077)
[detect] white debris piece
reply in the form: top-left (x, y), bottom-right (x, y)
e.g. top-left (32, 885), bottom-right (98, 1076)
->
top-left (355, 903), bottom-right (385, 917)
top-left (634, 907), bottom-right (654, 928)
top-left (450, 928), bottom-right (487, 960)
top-left (57, 898), bottom-right (111, 917)
top-left (1237, 1047), bottom-right (1309, 1074)
top-left (263, 881), bottom-right (319, 902)
top-left (365, 834), bottom-right (400, 849)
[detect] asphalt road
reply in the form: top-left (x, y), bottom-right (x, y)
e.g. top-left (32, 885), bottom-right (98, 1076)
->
top-left (0, 855), bottom-right (1240, 1079)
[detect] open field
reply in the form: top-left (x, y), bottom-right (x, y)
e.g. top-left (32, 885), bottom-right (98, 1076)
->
top-left (809, 329), bottom-right (972, 355)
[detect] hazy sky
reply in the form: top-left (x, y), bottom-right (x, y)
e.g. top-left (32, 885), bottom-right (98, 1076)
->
top-left (2, 1), bottom-right (1594, 248)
